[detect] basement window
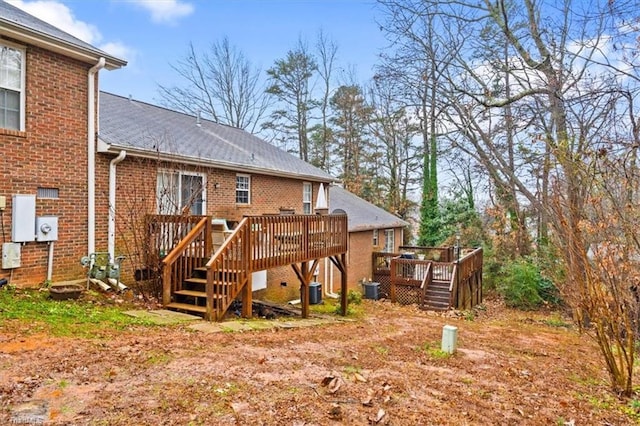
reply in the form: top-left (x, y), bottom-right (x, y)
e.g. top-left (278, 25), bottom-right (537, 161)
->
top-left (37, 187), bottom-right (59, 199)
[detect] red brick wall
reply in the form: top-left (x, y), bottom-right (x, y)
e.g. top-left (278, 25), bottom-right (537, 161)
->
top-left (105, 158), bottom-right (329, 283)
top-left (0, 42), bottom-right (95, 287)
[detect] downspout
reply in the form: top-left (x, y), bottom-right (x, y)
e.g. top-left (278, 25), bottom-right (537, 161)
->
top-left (87, 57), bottom-right (105, 256)
top-left (108, 150), bottom-right (127, 260)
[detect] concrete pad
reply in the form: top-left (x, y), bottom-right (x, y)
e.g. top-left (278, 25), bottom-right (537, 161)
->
top-left (123, 309), bottom-right (202, 325)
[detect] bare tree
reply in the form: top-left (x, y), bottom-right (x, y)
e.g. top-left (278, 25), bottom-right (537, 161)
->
top-left (309, 30), bottom-right (338, 171)
top-left (158, 38), bottom-right (269, 133)
top-left (378, 0), bottom-right (640, 395)
top-left (367, 74), bottom-right (421, 220)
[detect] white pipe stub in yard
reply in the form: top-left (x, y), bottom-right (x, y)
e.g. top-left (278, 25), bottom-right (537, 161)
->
top-left (441, 325), bottom-right (458, 354)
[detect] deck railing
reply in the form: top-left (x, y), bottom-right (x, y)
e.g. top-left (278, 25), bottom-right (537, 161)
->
top-left (373, 247), bottom-right (483, 309)
top-left (450, 247), bottom-right (483, 309)
top-left (205, 214), bottom-right (348, 320)
top-left (147, 213), bottom-right (348, 320)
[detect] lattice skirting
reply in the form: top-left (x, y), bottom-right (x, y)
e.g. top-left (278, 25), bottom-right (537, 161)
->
top-left (376, 276), bottom-right (391, 299)
top-left (394, 284), bottom-right (422, 305)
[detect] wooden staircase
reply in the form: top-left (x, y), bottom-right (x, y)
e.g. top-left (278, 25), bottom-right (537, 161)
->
top-left (422, 280), bottom-right (452, 311)
top-left (156, 214), bottom-right (348, 321)
top-left (166, 267), bottom-right (217, 315)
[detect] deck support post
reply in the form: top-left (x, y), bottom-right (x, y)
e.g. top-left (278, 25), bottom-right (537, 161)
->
top-left (242, 273), bottom-right (253, 318)
top-left (340, 253), bottom-right (347, 316)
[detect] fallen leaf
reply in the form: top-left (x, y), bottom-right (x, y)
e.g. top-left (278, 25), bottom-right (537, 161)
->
top-left (328, 376), bottom-right (344, 394)
top-left (354, 373), bottom-right (367, 383)
top-left (369, 408), bottom-right (386, 423)
top-left (362, 395), bottom-right (373, 406)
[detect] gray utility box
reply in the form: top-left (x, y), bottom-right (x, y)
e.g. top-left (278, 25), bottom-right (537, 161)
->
top-left (363, 282), bottom-right (380, 300)
top-left (306, 282), bottom-right (322, 305)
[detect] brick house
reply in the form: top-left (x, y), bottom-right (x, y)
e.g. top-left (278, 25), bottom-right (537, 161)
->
top-left (97, 92), bottom-right (336, 294)
top-left (0, 1), bottom-right (126, 286)
top-left (0, 2), bottom-right (407, 301)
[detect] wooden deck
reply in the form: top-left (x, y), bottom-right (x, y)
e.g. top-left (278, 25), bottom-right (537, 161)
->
top-left (372, 247), bottom-right (483, 310)
top-left (146, 214), bottom-right (348, 321)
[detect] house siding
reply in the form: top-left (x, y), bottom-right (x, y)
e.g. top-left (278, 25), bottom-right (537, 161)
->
top-left (1, 42), bottom-right (95, 286)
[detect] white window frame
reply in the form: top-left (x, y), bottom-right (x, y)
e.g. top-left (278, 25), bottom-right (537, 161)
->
top-left (236, 174), bottom-right (251, 205)
top-left (383, 229), bottom-right (395, 253)
top-left (156, 169), bottom-right (206, 215)
top-left (372, 229), bottom-right (379, 247)
top-left (0, 41), bottom-right (26, 131)
top-left (302, 182), bottom-right (312, 214)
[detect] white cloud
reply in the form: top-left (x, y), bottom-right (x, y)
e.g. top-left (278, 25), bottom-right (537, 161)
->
top-left (7, 0), bottom-right (134, 61)
top-left (129, 0), bottom-right (194, 25)
top-left (7, 0), bottom-right (101, 44)
top-left (99, 42), bottom-right (134, 62)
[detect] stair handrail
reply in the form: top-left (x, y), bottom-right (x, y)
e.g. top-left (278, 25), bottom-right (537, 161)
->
top-left (419, 262), bottom-right (433, 307)
top-left (205, 217), bottom-right (250, 321)
top-left (162, 216), bottom-right (212, 306)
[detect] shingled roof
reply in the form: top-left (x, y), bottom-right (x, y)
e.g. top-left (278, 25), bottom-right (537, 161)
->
top-left (0, 0), bottom-right (126, 69)
top-left (98, 92), bottom-right (336, 182)
top-left (329, 185), bottom-right (408, 232)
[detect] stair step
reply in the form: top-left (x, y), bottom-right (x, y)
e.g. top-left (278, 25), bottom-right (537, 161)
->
top-left (174, 289), bottom-right (224, 299)
top-left (166, 302), bottom-right (207, 314)
top-left (184, 277), bottom-right (233, 286)
top-left (174, 289), bottom-right (207, 298)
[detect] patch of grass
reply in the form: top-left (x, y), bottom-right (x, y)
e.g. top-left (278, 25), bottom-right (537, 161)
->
top-left (544, 316), bottom-right (572, 328)
top-left (621, 399), bottom-right (640, 422)
top-left (416, 341), bottom-right (451, 359)
top-left (462, 310), bottom-right (475, 321)
top-left (146, 350), bottom-right (173, 365)
top-left (569, 373), bottom-right (602, 387)
top-left (374, 345), bottom-right (389, 356)
top-left (587, 394), bottom-right (614, 410)
top-left (308, 296), bottom-right (364, 318)
top-left (343, 365), bottom-right (361, 375)
top-left (213, 382), bottom-right (239, 397)
top-left (0, 288), bottom-right (155, 337)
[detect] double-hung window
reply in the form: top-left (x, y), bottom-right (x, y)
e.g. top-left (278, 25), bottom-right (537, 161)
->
top-left (383, 229), bottom-right (395, 253)
top-left (236, 174), bottom-right (250, 204)
top-left (157, 170), bottom-right (205, 215)
top-left (0, 43), bottom-right (25, 131)
top-left (302, 182), bottom-right (312, 214)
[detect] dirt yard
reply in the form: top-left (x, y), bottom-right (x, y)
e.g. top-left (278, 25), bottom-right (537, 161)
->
top-left (0, 296), bottom-right (637, 425)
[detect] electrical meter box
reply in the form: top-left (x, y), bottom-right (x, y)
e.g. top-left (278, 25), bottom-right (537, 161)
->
top-left (12, 195), bottom-right (36, 242)
top-left (2, 242), bottom-right (21, 269)
top-left (36, 216), bottom-right (59, 242)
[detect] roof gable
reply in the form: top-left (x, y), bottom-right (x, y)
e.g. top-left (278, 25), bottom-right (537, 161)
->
top-left (329, 186), bottom-right (408, 232)
top-left (0, 1), bottom-right (126, 69)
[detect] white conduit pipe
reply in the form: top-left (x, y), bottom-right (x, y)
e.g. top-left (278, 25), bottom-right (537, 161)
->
top-left (46, 241), bottom-right (54, 282)
top-left (108, 150), bottom-right (127, 260)
top-left (87, 57), bottom-right (105, 256)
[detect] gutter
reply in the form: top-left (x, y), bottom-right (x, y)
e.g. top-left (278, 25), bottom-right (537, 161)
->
top-left (97, 139), bottom-right (339, 184)
top-left (108, 151), bottom-right (127, 260)
top-left (87, 57), bottom-right (105, 256)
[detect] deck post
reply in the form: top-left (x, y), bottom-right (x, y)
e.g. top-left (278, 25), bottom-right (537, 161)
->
top-left (340, 253), bottom-right (347, 316)
top-left (242, 273), bottom-right (253, 318)
top-left (301, 261), bottom-right (309, 318)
